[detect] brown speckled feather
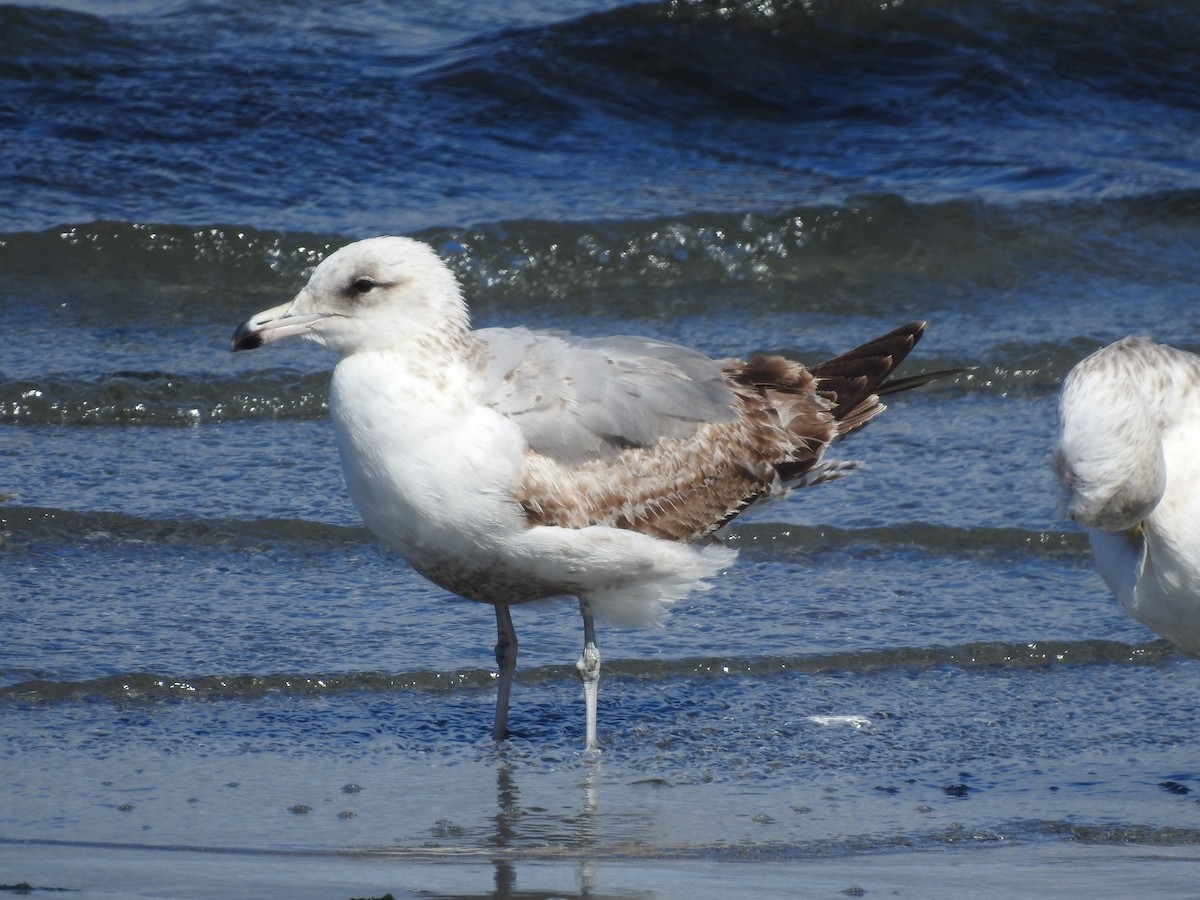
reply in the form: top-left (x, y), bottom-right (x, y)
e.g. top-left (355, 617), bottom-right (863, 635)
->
top-left (517, 321), bottom-right (927, 542)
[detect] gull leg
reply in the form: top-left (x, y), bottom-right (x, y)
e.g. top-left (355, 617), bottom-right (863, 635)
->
top-left (575, 597), bottom-right (601, 752)
top-left (493, 604), bottom-right (517, 741)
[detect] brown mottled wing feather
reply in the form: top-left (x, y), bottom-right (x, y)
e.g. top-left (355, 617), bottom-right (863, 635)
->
top-left (517, 321), bottom-right (931, 542)
top-left (517, 371), bottom-right (830, 541)
top-left (725, 353), bottom-right (836, 485)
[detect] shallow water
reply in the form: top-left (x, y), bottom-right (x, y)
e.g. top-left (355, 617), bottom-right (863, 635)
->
top-left (4, 0), bottom-right (1200, 896)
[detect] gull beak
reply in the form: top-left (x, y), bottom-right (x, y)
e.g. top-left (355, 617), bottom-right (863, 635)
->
top-left (230, 298), bottom-right (331, 351)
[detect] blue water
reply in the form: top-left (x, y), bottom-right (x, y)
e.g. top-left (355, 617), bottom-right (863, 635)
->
top-left (4, 1), bottom-right (1200, 897)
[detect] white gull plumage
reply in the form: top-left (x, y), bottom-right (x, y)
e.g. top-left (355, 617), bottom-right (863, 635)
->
top-left (232, 236), bottom-right (937, 749)
top-left (1053, 335), bottom-right (1200, 656)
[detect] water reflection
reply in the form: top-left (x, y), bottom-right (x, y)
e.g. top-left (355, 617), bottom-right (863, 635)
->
top-left (489, 764), bottom-right (520, 897)
top-left (427, 759), bottom-right (644, 900)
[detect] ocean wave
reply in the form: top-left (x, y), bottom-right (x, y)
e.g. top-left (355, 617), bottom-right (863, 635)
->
top-left (3, 0), bottom-right (1199, 231)
top-left (0, 638), bottom-right (1173, 706)
top-left (0, 505), bottom-right (367, 549)
top-left (426, 0), bottom-right (1200, 124)
top-left (6, 190), bottom-right (1200, 317)
top-left (0, 370), bottom-right (329, 426)
top-left (0, 500), bottom-right (1077, 560)
top-left (728, 522), bottom-right (1089, 559)
top-left (0, 222), bottom-right (332, 316)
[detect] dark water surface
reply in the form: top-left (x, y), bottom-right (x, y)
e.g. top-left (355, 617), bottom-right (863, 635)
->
top-left (4, 0), bottom-right (1200, 896)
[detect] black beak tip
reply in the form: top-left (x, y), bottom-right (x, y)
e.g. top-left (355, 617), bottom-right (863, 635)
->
top-left (231, 325), bottom-right (263, 352)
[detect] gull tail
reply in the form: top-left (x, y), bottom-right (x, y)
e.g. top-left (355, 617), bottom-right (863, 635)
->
top-left (521, 525), bottom-right (738, 629)
top-left (808, 321), bottom-right (964, 440)
top-left (581, 541), bottom-right (739, 628)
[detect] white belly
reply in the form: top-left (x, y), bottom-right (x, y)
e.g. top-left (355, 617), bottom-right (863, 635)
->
top-left (1095, 422), bottom-right (1200, 656)
top-left (328, 354), bottom-right (531, 588)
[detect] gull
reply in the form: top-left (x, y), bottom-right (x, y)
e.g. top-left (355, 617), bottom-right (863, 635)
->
top-left (232, 235), bottom-right (939, 749)
top-left (1054, 335), bottom-right (1200, 657)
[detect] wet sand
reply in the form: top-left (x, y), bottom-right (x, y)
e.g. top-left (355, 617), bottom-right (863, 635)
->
top-left (6, 839), bottom-right (1200, 899)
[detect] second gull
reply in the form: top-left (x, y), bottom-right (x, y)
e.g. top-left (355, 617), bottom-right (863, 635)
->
top-left (1054, 336), bottom-right (1200, 657)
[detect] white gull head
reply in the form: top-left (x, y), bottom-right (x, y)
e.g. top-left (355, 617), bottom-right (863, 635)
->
top-left (231, 235), bottom-right (468, 357)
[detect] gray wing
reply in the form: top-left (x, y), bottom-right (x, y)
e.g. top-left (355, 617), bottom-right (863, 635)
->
top-left (472, 327), bottom-right (738, 462)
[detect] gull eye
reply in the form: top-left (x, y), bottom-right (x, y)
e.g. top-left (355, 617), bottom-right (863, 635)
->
top-left (350, 277), bottom-right (377, 295)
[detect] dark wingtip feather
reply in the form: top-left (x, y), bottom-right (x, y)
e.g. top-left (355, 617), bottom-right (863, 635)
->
top-left (876, 366), bottom-right (972, 397)
top-left (807, 321), bottom-right (927, 425)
